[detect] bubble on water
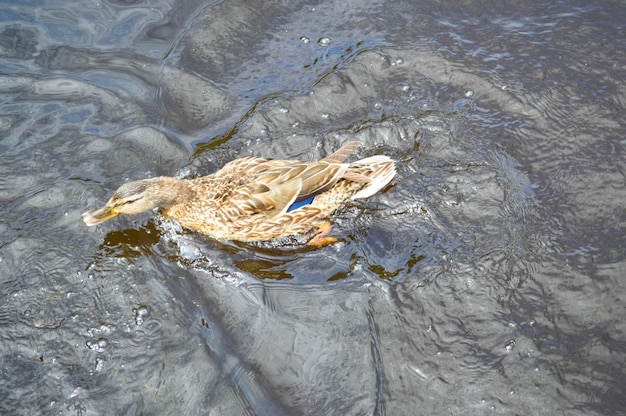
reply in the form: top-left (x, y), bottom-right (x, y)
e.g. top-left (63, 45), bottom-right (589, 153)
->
top-left (373, 102), bottom-right (382, 110)
top-left (86, 324), bottom-right (113, 337)
top-left (95, 357), bottom-right (104, 372)
top-left (402, 84), bottom-right (410, 92)
top-left (292, 121), bottom-right (300, 128)
top-left (279, 107), bottom-right (289, 114)
top-left (300, 36), bottom-right (310, 44)
top-left (133, 305), bottom-right (149, 326)
top-left (392, 57), bottom-right (404, 65)
top-left (321, 112), bottom-right (330, 119)
top-left (505, 340), bottom-right (516, 351)
top-left (318, 37), bottom-right (332, 46)
top-left (135, 305), bottom-right (149, 316)
top-left (464, 89), bottom-right (474, 98)
top-left (86, 338), bottom-right (108, 352)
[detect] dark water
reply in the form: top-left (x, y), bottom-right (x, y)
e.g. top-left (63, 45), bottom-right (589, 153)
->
top-left (1, 0), bottom-right (625, 414)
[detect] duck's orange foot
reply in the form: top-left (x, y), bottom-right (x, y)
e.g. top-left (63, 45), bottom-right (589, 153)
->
top-left (307, 221), bottom-right (338, 246)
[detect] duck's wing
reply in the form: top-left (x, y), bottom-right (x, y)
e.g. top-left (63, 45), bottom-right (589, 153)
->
top-left (240, 161), bottom-right (346, 216)
top-left (255, 141), bottom-right (362, 200)
top-left (221, 142), bottom-right (361, 218)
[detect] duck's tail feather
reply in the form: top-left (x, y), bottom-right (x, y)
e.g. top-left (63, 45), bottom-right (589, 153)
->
top-left (321, 141), bottom-right (361, 163)
top-left (348, 155), bottom-right (396, 200)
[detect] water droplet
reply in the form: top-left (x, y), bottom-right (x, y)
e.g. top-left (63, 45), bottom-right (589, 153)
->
top-left (279, 107), bottom-right (289, 114)
top-left (300, 36), bottom-right (310, 44)
top-left (318, 37), bottom-right (332, 47)
top-left (95, 357), bottom-right (104, 372)
top-left (86, 337), bottom-right (108, 352)
top-left (133, 305), bottom-right (149, 326)
top-left (464, 89), bottom-right (474, 98)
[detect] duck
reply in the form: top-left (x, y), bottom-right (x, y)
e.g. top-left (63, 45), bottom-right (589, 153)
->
top-left (81, 141), bottom-right (396, 245)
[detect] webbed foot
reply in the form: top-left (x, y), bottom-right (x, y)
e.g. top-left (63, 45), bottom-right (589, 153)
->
top-left (307, 221), bottom-right (338, 246)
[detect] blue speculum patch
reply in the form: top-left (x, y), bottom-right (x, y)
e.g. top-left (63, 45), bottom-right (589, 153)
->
top-left (287, 195), bottom-right (315, 212)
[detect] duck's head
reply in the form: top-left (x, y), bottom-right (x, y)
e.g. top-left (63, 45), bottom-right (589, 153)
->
top-left (81, 177), bottom-right (180, 226)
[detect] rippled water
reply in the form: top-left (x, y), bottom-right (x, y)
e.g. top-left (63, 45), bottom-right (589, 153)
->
top-left (1, 0), bottom-right (625, 414)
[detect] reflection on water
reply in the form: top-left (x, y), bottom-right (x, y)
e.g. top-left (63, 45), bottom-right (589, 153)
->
top-left (0, 0), bottom-right (625, 414)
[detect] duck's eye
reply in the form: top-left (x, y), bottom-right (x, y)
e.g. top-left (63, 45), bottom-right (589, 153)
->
top-left (124, 198), bottom-right (139, 205)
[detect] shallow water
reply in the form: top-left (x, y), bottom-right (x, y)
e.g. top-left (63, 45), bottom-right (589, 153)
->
top-left (1, 0), bottom-right (625, 414)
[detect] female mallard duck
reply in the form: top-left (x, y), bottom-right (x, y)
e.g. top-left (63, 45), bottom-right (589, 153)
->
top-left (81, 141), bottom-right (396, 245)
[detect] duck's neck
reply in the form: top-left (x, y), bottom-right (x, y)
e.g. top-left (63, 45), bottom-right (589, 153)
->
top-left (148, 177), bottom-right (193, 208)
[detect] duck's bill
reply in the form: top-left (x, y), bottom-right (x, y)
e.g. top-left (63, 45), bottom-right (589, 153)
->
top-left (81, 206), bottom-right (117, 226)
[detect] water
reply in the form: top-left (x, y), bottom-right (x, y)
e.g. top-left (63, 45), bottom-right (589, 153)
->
top-left (1, 0), bottom-right (625, 414)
